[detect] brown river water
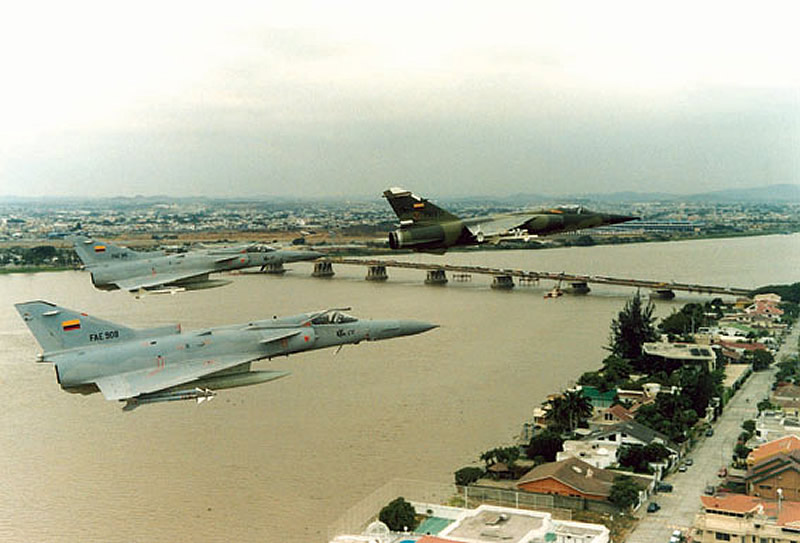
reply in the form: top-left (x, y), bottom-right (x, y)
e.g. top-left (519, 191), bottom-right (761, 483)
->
top-left (0, 234), bottom-right (797, 542)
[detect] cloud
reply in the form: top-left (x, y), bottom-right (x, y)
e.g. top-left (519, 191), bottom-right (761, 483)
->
top-left (1, 0), bottom-right (798, 197)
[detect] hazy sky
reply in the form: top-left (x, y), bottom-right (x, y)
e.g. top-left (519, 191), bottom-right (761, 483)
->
top-left (1, 1), bottom-right (798, 198)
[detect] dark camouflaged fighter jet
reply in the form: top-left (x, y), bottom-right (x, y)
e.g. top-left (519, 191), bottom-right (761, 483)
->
top-left (383, 187), bottom-right (638, 254)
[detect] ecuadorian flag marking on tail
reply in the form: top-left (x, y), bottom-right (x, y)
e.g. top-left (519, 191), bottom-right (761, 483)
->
top-left (94, 245), bottom-right (106, 253)
top-left (62, 319), bottom-right (81, 331)
top-left (413, 202), bottom-right (425, 209)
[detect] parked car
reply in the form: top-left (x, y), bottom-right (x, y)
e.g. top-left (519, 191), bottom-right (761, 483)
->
top-left (705, 485), bottom-right (716, 495)
top-left (718, 467), bottom-right (728, 477)
top-left (685, 458), bottom-right (694, 466)
top-left (706, 428), bottom-right (714, 437)
top-left (657, 482), bottom-right (673, 492)
top-left (670, 529), bottom-right (684, 542)
top-left (678, 464), bottom-right (687, 472)
top-left (647, 502), bottom-right (661, 513)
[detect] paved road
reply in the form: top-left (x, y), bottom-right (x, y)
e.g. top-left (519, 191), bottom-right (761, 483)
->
top-left (626, 324), bottom-right (798, 543)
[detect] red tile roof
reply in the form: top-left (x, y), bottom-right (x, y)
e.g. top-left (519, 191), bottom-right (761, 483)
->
top-left (701, 494), bottom-right (800, 526)
top-left (700, 494), bottom-right (765, 514)
top-left (715, 340), bottom-right (768, 352)
top-left (779, 501), bottom-right (800, 527)
top-left (748, 435), bottom-right (800, 466)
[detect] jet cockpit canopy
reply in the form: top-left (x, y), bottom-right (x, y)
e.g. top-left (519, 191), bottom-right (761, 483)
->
top-left (311, 311), bottom-right (358, 325)
top-left (555, 205), bottom-right (585, 214)
top-left (245, 244), bottom-right (276, 253)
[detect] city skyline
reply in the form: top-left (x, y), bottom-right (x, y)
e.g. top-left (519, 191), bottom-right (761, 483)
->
top-left (1, 1), bottom-right (798, 198)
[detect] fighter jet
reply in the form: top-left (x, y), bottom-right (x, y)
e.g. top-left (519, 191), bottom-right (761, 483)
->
top-left (383, 187), bottom-right (639, 254)
top-left (71, 236), bottom-right (322, 293)
top-left (15, 301), bottom-right (437, 410)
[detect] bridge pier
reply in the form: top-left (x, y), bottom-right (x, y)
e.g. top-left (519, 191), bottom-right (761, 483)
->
top-left (365, 265), bottom-right (388, 281)
top-left (425, 269), bottom-right (448, 285)
top-left (261, 263), bottom-right (286, 274)
top-left (491, 275), bottom-right (515, 290)
top-left (567, 281), bottom-right (590, 294)
top-left (312, 261), bottom-right (335, 278)
top-left (651, 288), bottom-right (675, 300)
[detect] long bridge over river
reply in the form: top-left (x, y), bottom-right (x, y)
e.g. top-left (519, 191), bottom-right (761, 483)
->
top-left (273, 257), bottom-right (753, 299)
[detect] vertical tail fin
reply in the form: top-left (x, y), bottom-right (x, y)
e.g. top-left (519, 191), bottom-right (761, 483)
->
top-left (70, 235), bottom-right (143, 267)
top-left (15, 301), bottom-right (136, 353)
top-left (382, 187), bottom-right (460, 225)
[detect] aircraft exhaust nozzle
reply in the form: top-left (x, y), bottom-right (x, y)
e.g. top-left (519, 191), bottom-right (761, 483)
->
top-left (388, 230), bottom-right (404, 250)
top-left (369, 320), bottom-right (438, 341)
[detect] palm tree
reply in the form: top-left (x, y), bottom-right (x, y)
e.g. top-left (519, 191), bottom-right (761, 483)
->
top-left (561, 389), bottom-right (593, 432)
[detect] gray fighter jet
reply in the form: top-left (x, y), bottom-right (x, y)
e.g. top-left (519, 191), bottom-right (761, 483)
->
top-left (384, 187), bottom-right (639, 254)
top-left (71, 236), bottom-right (322, 293)
top-left (15, 301), bottom-right (437, 410)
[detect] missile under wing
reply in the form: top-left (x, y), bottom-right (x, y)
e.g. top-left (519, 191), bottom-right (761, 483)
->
top-left (15, 301), bottom-right (437, 410)
top-left (383, 187), bottom-right (638, 254)
top-left (71, 236), bottom-right (322, 293)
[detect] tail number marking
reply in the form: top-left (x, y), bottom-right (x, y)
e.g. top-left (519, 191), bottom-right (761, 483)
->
top-left (89, 330), bottom-right (120, 342)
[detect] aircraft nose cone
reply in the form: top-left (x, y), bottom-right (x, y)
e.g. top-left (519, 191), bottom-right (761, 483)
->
top-left (401, 320), bottom-right (439, 337)
top-left (369, 320), bottom-right (438, 340)
top-left (602, 213), bottom-right (639, 226)
top-left (286, 250), bottom-right (324, 262)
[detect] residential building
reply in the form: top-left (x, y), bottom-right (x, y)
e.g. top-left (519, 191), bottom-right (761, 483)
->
top-left (517, 457), bottom-right (616, 500)
top-left (516, 457), bottom-right (651, 504)
top-left (747, 451), bottom-right (800, 501)
top-left (755, 413), bottom-right (800, 444)
top-left (557, 440), bottom-right (619, 469)
top-left (580, 420), bottom-right (680, 458)
top-left (578, 386), bottom-right (617, 413)
top-left (748, 435), bottom-right (800, 467)
top-left (588, 404), bottom-right (634, 430)
top-left (774, 384), bottom-right (800, 418)
top-left (643, 341), bottom-right (716, 371)
top-left (692, 494), bottom-right (800, 543)
top-left (330, 503), bottom-right (610, 543)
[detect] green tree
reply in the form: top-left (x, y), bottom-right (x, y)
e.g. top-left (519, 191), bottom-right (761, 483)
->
top-left (525, 430), bottom-right (564, 462)
top-left (608, 475), bottom-right (640, 510)
top-left (379, 497), bottom-right (417, 532)
top-left (757, 398), bottom-right (774, 413)
top-left (479, 446), bottom-right (520, 468)
top-left (750, 283), bottom-right (800, 304)
top-left (454, 467), bottom-right (484, 486)
top-left (744, 349), bottom-right (774, 371)
top-left (634, 393), bottom-right (698, 443)
top-left (734, 443), bottom-right (752, 460)
top-left (618, 443), bottom-right (671, 473)
top-left (609, 292), bottom-right (658, 362)
top-left (659, 303), bottom-right (710, 337)
top-left (545, 390), bottom-right (593, 433)
top-left (678, 365), bottom-right (720, 417)
top-left (603, 355), bottom-right (633, 383)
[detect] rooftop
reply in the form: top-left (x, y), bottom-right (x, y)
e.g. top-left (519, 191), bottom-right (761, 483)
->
top-left (442, 508), bottom-right (545, 542)
top-left (700, 494), bottom-right (800, 527)
top-left (643, 342), bottom-right (715, 361)
top-left (748, 435), bottom-right (800, 466)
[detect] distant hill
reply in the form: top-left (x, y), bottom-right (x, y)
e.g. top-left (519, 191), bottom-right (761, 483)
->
top-left (1, 184), bottom-right (797, 205)
top-left (684, 184), bottom-right (800, 203)
top-left (466, 184), bottom-right (800, 205)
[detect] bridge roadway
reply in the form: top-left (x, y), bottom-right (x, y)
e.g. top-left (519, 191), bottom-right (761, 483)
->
top-left (321, 257), bottom-right (753, 297)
